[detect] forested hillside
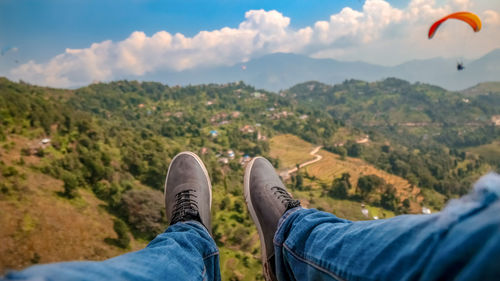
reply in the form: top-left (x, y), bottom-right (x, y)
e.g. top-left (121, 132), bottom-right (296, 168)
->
top-left (1, 77), bottom-right (498, 280)
top-left (0, 78), bottom-right (342, 280)
top-left (286, 78), bottom-right (500, 194)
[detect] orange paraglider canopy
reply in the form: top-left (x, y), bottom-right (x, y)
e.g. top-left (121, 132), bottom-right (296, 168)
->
top-left (428, 12), bottom-right (482, 39)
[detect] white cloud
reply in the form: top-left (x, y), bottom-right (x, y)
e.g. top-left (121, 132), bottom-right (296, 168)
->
top-left (483, 10), bottom-right (499, 25)
top-left (9, 0), bottom-right (500, 87)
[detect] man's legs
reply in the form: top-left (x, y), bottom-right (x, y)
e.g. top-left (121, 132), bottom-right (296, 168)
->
top-left (274, 190), bottom-right (500, 281)
top-left (244, 157), bottom-right (500, 281)
top-left (3, 152), bottom-right (221, 281)
top-left (4, 221), bottom-right (219, 280)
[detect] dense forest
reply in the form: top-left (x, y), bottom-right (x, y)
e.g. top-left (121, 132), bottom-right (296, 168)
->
top-left (1, 77), bottom-right (498, 280)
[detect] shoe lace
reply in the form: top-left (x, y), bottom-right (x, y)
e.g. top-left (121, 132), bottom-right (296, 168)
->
top-left (171, 189), bottom-right (200, 225)
top-left (271, 186), bottom-right (301, 210)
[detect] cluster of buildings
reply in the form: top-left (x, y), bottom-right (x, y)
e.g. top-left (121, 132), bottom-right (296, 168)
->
top-left (212, 149), bottom-right (252, 166)
top-left (209, 124), bottom-right (266, 140)
top-left (209, 111), bottom-right (241, 126)
top-left (200, 147), bottom-right (253, 167)
top-left (271, 110), bottom-right (293, 120)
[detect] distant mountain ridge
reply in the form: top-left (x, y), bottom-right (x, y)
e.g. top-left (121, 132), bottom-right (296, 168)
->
top-left (143, 49), bottom-right (500, 92)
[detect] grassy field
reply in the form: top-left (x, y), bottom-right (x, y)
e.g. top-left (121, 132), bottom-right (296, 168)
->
top-left (0, 136), bottom-right (148, 274)
top-left (269, 134), bottom-right (315, 169)
top-left (467, 141), bottom-right (500, 165)
top-left (292, 189), bottom-right (395, 220)
top-left (0, 173), bottom-right (148, 273)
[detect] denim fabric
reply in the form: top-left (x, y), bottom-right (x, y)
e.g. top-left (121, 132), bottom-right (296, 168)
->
top-left (273, 173), bottom-right (500, 281)
top-left (3, 221), bottom-right (220, 281)
top-left (4, 173), bottom-right (500, 281)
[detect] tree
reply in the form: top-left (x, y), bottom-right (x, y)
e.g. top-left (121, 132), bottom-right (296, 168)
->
top-left (62, 173), bottom-right (78, 198)
top-left (113, 219), bottom-right (130, 248)
top-left (337, 146), bottom-right (347, 160)
top-left (329, 180), bottom-right (348, 199)
top-left (295, 173), bottom-right (304, 190)
top-left (380, 185), bottom-right (399, 211)
top-left (340, 173), bottom-right (351, 186)
top-left (328, 173), bottom-right (351, 199)
top-left (210, 163), bottom-right (223, 185)
top-left (346, 141), bottom-right (362, 157)
top-left (357, 175), bottom-right (385, 199)
top-left (120, 189), bottom-right (166, 239)
top-left (220, 197), bottom-right (230, 210)
top-left (402, 198), bottom-right (411, 212)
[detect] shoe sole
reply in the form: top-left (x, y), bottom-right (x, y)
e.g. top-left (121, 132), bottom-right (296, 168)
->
top-left (244, 156), bottom-right (269, 265)
top-left (164, 151), bottom-right (212, 213)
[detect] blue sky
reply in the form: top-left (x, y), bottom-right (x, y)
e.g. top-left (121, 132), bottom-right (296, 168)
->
top-left (1, 0), bottom-right (498, 87)
top-left (0, 0), bottom-right (414, 63)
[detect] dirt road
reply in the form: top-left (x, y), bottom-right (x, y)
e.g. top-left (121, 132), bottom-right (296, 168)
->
top-left (280, 146), bottom-right (322, 179)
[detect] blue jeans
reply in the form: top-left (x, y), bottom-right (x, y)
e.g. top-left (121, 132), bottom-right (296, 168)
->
top-left (3, 221), bottom-right (220, 281)
top-left (4, 173), bottom-right (500, 281)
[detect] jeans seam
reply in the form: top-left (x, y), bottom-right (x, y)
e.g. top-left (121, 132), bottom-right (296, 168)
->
top-left (283, 243), bottom-right (347, 281)
top-left (202, 251), bottom-right (219, 259)
top-left (202, 265), bottom-right (207, 281)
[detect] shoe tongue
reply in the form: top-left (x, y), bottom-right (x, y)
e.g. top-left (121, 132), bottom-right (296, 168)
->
top-left (271, 185), bottom-right (301, 210)
top-left (171, 191), bottom-right (201, 225)
top-left (185, 208), bottom-right (199, 216)
top-left (182, 209), bottom-right (201, 222)
top-left (286, 199), bottom-right (301, 210)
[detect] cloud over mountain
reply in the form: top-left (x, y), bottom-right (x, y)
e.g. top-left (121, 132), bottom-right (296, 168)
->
top-left (9, 0), bottom-right (500, 88)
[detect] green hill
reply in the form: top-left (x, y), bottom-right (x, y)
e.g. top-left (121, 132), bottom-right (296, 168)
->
top-left (0, 78), bottom-right (342, 279)
top-left (286, 78), bottom-right (499, 174)
top-left (286, 79), bottom-right (500, 130)
top-left (0, 77), bottom-right (496, 279)
top-left (461, 82), bottom-right (500, 96)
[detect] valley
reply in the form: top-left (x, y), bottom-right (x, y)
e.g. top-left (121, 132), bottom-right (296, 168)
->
top-left (0, 77), bottom-right (498, 280)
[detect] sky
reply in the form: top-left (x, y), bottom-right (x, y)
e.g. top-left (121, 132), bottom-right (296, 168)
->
top-left (0, 0), bottom-right (499, 87)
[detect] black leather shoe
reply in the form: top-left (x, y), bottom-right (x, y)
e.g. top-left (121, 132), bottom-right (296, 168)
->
top-left (164, 151), bottom-right (212, 235)
top-left (244, 157), bottom-right (300, 281)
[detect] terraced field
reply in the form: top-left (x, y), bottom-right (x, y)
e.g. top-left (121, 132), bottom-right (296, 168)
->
top-left (304, 150), bottom-right (421, 202)
top-left (270, 134), bottom-right (423, 214)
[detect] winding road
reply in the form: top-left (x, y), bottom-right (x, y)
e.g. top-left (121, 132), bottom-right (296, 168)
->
top-left (280, 146), bottom-right (323, 179)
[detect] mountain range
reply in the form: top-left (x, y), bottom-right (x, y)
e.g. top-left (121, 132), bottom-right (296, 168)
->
top-left (142, 49), bottom-right (500, 92)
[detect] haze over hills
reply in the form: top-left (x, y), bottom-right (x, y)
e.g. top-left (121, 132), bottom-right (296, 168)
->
top-left (143, 49), bottom-right (500, 92)
top-left (461, 81), bottom-right (500, 96)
